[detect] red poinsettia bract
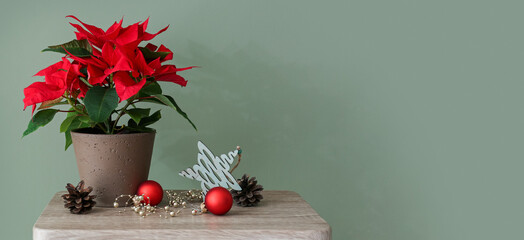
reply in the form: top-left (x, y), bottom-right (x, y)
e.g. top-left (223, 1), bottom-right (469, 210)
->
top-left (23, 15), bottom-right (194, 112)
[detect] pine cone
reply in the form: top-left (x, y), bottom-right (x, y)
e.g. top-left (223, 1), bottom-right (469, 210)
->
top-left (61, 180), bottom-right (97, 214)
top-left (230, 174), bottom-right (264, 207)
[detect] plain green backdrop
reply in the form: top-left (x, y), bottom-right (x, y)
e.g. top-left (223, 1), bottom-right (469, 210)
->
top-left (1, 0), bottom-right (523, 239)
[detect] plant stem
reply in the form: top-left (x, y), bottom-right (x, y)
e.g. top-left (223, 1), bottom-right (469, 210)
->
top-left (111, 97), bottom-right (135, 134)
top-left (97, 123), bottom-right (108, 133)
top-left (104, 121), bottom-right (111, 134)
top-left (66, 98), bottom-right (84, 114)
top-left (109, 74), bottom-right (114, 88)
top-left (135, 96), bottom-right (156, 100)
top-left (129, 97), bottom-right (154, 105)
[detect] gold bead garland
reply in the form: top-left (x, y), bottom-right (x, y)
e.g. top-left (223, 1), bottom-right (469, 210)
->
top-left (113, 190), bottom-right (207, 218)
top-left (166, 189), bottom-right (206, 215)
top-left (166, 189), bottom-right (203, 206)
top-left (113, 194), bottom-right (158, 217)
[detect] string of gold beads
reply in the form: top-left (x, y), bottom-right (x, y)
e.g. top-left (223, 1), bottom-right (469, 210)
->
top-left (112, 190), bottom-right (206, 218)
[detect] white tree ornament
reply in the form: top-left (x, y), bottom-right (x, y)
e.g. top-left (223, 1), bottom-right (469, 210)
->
top-left (179, 141), bottom-right (241, 196)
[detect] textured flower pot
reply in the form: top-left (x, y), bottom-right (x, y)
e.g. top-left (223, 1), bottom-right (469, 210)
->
top-left (71, 130), bottom-right (155, 207)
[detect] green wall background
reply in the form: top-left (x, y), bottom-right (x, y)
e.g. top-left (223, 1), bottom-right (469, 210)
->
top-left (1, 0), bottom-right (523, 239)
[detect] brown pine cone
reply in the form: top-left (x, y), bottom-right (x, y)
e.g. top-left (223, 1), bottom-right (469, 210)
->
top-left (230, 174), bottom-right (263, 207)
top-left (61, 180), bottom-right (97, 214)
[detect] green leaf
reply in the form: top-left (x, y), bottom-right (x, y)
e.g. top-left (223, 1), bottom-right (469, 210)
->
top-left (138, 47), bottom-right (170, 61)
top-left (152, 94), bottom-right (197, 130)
top-left (60, 114), bottom-right (77, 133)
top-left (66, 108), bottom-right (78, 117)
top-left (70, 117), bottom-right (90, 132)
top-left (127, 118), bottom-right (138, 128)
top-left (65, 131), bottom-right (72, 150)
top-left (83, 86), bottom-right (119, 122)
top-left (139, 81), bottom-right (162, 96)
top-left (23, 109), bottom-right (60, 137)
top-left (64, 117), bottom-right (90, 150)
top-left (78, 116), bottom-right (91, 123)
top-left (42, 39), bottom-right (93, 57)
top-left (139, 110), bottom-right (161, 127)
top-left (126, 108), bottom-right (151, 124)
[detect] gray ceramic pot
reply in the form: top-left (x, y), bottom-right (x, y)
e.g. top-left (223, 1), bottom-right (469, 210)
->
top-left (71, 130), bottom-right (156, 207)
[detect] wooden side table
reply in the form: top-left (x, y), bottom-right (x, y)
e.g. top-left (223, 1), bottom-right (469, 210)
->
top-left (33, 190), bottom-right (331, 239)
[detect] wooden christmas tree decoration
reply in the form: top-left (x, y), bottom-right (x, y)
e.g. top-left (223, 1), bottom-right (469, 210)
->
top-left (179, 141), bottom-right (241, 197)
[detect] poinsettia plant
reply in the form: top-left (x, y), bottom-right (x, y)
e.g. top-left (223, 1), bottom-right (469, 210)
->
top-left (22, 16), bottom-right (196, 149)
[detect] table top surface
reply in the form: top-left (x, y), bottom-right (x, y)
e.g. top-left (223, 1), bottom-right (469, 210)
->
top-left (33, 190), bottom-right (331, 240)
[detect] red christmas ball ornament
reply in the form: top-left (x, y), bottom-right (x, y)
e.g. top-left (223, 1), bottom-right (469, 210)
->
top-left (137, 180), bottom-right (163, 206)
top-left (205, 187), bottom-right (233, 215)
